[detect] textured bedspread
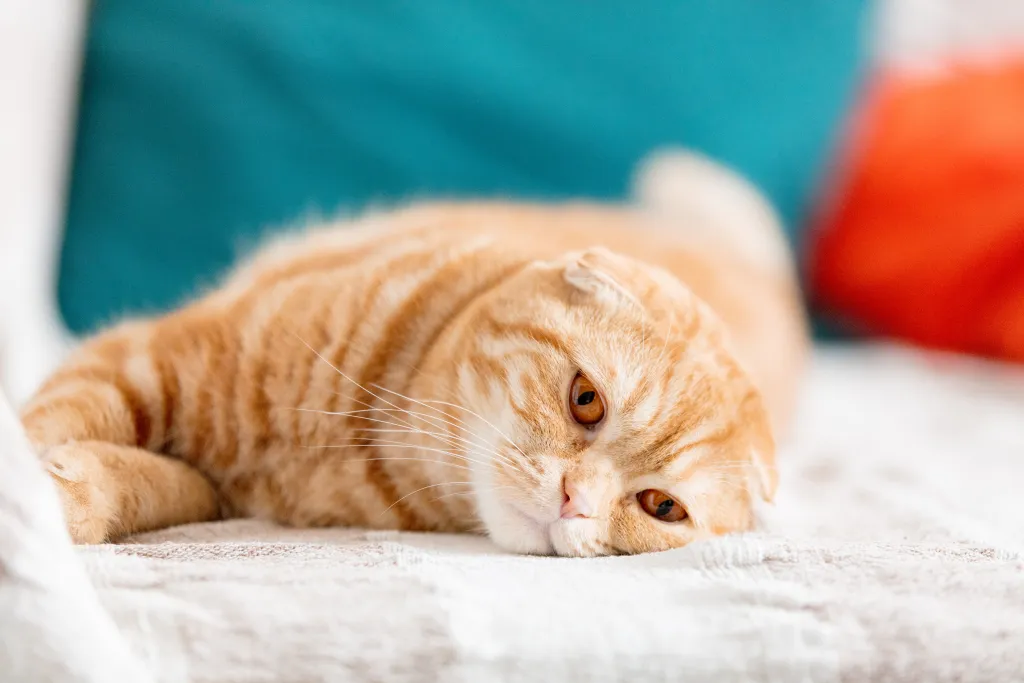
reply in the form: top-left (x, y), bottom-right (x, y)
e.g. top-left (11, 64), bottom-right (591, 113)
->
top-left (4, 345), bottom-right (1024, 682)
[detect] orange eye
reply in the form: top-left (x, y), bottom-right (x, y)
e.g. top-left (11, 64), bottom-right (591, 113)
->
top-left (568, 373), bottom-right (605, 426)
top-left (637, 489), bottom-right (688, 522)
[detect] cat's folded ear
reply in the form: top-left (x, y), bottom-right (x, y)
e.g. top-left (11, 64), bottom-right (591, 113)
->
top-left (741, 389), bottom-right (778, 502)
top-left (558, 247), bottom-right (640, 307)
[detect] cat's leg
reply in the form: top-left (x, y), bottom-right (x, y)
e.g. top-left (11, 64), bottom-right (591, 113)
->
top-left (21, 324), bottom-right (221, 543)
top-left (42, 440), bottom-right (219, 543)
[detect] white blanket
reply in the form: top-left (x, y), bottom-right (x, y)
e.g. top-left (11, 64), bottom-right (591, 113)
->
top-left (4, 345), bottom-right (1024, 682)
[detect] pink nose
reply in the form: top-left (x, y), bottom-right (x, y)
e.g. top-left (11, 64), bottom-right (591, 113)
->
top-left (560, 478), bottom-right (594, 519)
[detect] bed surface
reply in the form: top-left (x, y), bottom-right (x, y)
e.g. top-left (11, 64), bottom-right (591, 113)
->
top-left (5, 345), bottom-right (1024, 682)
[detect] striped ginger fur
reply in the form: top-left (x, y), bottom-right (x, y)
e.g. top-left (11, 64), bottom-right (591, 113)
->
top-left (23, 185), bottom-right (806, 555)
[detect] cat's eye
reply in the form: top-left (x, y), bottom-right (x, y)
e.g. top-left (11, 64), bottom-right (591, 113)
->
top-left (568, 373), bottom-right (605, 426)
top-left (637, 489), bottom-right (688, 523)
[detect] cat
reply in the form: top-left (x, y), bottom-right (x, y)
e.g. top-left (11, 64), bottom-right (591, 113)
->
top-left (21, 151), bottom-right (806, 556)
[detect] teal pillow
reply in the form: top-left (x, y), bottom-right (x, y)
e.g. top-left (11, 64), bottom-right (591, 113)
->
top-left (62, 1), bottom-right (867, 333)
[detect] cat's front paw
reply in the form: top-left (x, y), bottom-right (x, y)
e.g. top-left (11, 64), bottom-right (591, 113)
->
top-left (42, 444), bottom-right (116, 544)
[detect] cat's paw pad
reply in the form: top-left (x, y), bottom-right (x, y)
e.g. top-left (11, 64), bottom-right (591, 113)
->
top-left (42, 444), bottom-right (115, 544)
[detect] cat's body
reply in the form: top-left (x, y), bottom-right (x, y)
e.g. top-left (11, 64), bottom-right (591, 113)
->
top-left (22, 153), bottom-right (806, 556)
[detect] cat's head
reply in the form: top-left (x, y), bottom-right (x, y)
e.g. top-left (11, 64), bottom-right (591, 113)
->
top-left (454, 246), bottom-right (776, 556)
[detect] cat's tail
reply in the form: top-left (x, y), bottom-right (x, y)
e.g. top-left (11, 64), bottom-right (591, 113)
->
top-left (632, 149), bottom-right (795, 276)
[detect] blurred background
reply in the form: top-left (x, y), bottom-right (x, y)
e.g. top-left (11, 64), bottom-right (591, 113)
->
top-left (2, 0), bottom-right (1023, 405)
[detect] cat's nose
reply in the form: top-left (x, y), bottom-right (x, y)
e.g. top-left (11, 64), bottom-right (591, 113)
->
top-left (560, 477), bottom-right (594, 519)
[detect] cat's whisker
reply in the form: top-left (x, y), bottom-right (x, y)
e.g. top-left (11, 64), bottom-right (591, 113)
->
top-left (347, 435), bottom-right (515, 476)
top-left (368, 383), bottom-right (526, 471)
top-left (341, 396), bottom-right (464, 458)
top-left (429, 484), bottom-right (515, 504)
top-left (340, 395), bottom-right (426, 433)
top-left (428, 487), bottom-right (475, 503)
top-left (356, 426), bottom-right (522, 471)
top-left (312, 406), bottom-right (475, 454)
top-left (383, 395), bottom-right (532, 476)
top-left (292, 408), bottom-right (447, 439)
top-left (418, 398), bottom-right (530, 461)
top-left (297, 405), bottom-right (525, 474)
top-left (309, 439), bottom-right (498, 472)
top-left (370, 406), bottom-right (521, 469)
top-left (338, 391), bottom-right (467, 439)
top-left (399, 369), bottom-right (524, 477)
top-left (292, 334), bottom-right (444, 439)
top-left (293, 406), bottom-right (468, 453)
top-left (295, 337), bottom-right (529, 475)
top-left (301, 454), bottom-right (474, 471)
top-left (347, 437), bottom-right (501, 473)
top-left (327, 385), bottom-right (525, 473)
top-left (380, 481), bottom-right (474, 516)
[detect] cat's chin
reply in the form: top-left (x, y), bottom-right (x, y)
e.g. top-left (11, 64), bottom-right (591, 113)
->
top-left (477, 497), bottom-right (555, 556)
top-left (548, 518), bottom-right (604, 558)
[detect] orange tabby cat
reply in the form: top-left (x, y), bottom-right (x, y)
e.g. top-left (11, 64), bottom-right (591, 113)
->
top-left (21, 152), bottom-right (806, 556)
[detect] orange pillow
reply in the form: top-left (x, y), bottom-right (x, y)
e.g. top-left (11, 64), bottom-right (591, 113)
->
top-left (811, 61), bottom-right (1024, 361)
